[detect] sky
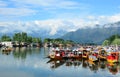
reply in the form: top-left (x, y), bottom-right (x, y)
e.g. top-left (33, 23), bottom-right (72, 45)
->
top-left (0, 0), bottom-right (120, 35)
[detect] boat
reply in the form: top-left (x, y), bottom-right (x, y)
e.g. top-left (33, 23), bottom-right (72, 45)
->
top-left (107, 52), bottom-right (119, 63)
top-left (98, 49), bottom-right (107, 60)
top-left (82, 50), bottom-right (89, 59)
top-left (88, 51), bottom-right (98, 62)
top-left (49, 50), bottom-right (63, 60)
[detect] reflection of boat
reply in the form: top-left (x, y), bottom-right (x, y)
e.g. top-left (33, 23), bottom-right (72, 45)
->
top-left (82, 59), bottom-right (89, 68)
top-left (2, 46), bottom-right (13, 51)
top-left (65, 59), bottom-right (82, 67)
top-left (46, 59), bottom-right (54, 64)
top-left (47, 56), bottom-right (119, 75)
top-left (49, 59), bottom-right (65, 69)
top-left (99, 60), bottom-right (106, 69)
top-left (107, 52), bottom-right (119, 63)
top-left (2, 50), bottom-right (11, 55)
top-left (88, 60), bottom-right (98, 72)
top-left (107, 63), bottom-right (118, 75)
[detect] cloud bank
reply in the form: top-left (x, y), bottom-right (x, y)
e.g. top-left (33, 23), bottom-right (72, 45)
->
top-left (0, 14), bottom-right (120, 37)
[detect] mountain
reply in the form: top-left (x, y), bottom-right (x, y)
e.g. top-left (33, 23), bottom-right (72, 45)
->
top-left (61, 21), bottom-right (120, 44)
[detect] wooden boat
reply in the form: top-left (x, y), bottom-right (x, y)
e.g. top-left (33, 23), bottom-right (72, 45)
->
top-left (82, 50), bottom-right (88, 59)
top-left (48, 49), bottom-right (82, 60)
top-left (49, 51), bottom-right (63, 60)
top-left (89, 52), bottom-right (98, 62)
top-left (72, 50), bottom-right (82, 59)
top-left (107, 52), bottom-right (119, 63)
top-left (98, 50), bottom-right (107, 60)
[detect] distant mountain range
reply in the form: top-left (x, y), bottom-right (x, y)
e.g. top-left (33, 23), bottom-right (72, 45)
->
top-left (61, 21), bottom-right (120, 44)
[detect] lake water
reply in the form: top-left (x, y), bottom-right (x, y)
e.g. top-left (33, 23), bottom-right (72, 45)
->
top-left (0, 47), bottom-right (120, 77)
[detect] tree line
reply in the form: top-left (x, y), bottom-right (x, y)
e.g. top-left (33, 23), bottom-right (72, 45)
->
top-left (0, 32), bottom-right (42, 44)
top-left (0, 32), bottom-right (75, 46)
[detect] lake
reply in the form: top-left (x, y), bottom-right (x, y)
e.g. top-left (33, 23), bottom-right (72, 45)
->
top-left (0, 47), bottom-right (120, 77)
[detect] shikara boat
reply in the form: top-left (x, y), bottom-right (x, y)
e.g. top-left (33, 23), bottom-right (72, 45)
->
top-left (98, 50), bottom-right (107, 60)
top-left (82, 50), bottom-right (89, 59)
top-left (107, 52), bottom-right (119, 63)
top-left (49, 51), bottom-right (63, 60)
top-left (88, 52), bottom-right (98, 62)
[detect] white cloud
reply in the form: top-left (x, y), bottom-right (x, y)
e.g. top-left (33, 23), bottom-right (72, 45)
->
top-left (0, 13), bottom-right (120, 35)
top-left (107, 14), bottom-right (120, 23)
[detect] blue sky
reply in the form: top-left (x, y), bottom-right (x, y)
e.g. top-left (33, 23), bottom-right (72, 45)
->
top-left (0, 0), bottom-right (120, 21)
top-left (0, 0), bottom-right (120, 35)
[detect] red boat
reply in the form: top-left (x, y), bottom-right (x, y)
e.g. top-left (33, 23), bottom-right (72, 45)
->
top-left (107, 52), bottom-right (119, 63)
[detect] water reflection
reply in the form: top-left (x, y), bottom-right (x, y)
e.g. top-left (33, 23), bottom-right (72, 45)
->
top-left (47, 58), bottom-right (120, 75)
top-left (1, 47), bottom-right (41, 59)
top-left (0, 47), bottom-right (120, 77)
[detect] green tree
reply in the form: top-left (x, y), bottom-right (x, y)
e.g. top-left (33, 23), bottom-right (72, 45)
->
top-left (44, 38), bottom-right (52, 43)
top-left (21, 32), bottom-right (27, 42)
top-left (111, 38), bottom-right (120, 45)
top-left (32, 37), bottom-right (41, 44)
top-left (1, 34), bottom-right (11, 41)
top-left (54, 38), bottom-right (64, 44)
top-left (13, 33), bottom-right (22, 42)
top-left (65, 40), bottom-right (74, 44)
top-left (102, 40), bottom-right (109, 46)
top-left (107, 34), bottom-right (120, 43)
top-left (27, 36), bottom-right (33, 43)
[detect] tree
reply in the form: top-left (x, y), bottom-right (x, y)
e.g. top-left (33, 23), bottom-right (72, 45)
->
top-left (54, 38), bottom-right (64, 44)
top-left (107, 34), bottom-right (120, 43)
top-left (103, 34), bottom-right (120, 45)
top-left (65, 40), bottom-right (74, 44)
top-left (13, 33), bottom-right (22, 42)
top-left (44, 38), bottom-right (52, 43)
top-left (32, 37), bottom-right (42, 44)
top-left (111, 38), bottom-right (120, 45)
top-left (27, 36), bottom-right (33, 43)
top-left (21, 32), bottom-right (27, 42)
top-left (1, 34), bottom-right (11, 41)
top-left (102, 40), bottom-right (109, 46)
